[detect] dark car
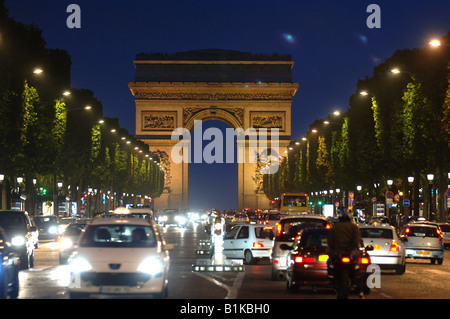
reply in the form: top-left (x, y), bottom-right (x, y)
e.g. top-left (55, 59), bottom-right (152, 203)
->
top-left (34, 216), bottom-right (59, 240)
top-left (0, 210), bottom-right (36, 269)
top-left (271, 215), bottom-right (330, 280)
top-left (59, 219), bottom-right (90, 264)
top-left (0, 226), bottom-right (20, 298)
top-left (284, 228), bottom-right (372, 294)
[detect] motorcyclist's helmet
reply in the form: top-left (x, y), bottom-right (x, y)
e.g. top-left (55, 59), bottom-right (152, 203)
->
top-left (338, 209), bottom-right (352, 222)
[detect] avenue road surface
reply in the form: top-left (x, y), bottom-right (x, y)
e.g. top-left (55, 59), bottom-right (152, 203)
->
top-left (18, 222), bottom-right (450, 300)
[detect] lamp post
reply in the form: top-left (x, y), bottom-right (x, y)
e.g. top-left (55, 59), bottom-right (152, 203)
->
top-left (17, 177), bottom-right (24, 210)
top-left (0, 174), bottom-right (4, 210)
top-left (408, 176), bottom-right (414, 216)
top-left (386, 179), bottom-right (393, 219)
top-left (427, 174), bottom-right (434, 221)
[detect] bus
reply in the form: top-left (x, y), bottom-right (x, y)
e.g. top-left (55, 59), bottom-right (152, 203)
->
top-left (280, 193), bottom-right (309, 214)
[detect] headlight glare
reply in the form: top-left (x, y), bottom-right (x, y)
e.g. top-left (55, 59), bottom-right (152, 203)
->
top-left (69, 257), bottom-right (92, 272)
top-left (137, 257), bottom-right (164, 275)
top-left (11, 236), bottom-right (25, 246)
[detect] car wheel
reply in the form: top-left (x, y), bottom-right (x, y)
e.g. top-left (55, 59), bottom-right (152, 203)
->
top-left (244, 250), bottom-right (254, 265)
top-left (437, 258), bottom-right (443, 265)
top-left (395, 264), bottom-right (405, 275)
top-left (430, 258), bottom-right (436, 264)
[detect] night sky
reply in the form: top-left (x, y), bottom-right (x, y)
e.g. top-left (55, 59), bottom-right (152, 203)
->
top-left (4, 0), bottom-right (449, 211)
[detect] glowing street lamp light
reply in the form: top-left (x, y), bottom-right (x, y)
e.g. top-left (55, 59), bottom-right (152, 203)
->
top-left (33, 68), bottom-right (43, 75)
top-left (391, 68), bottom-right (401, 74)
top-left (360, 90), bottom-right (368, 96)
top-left (429, 39), bottom-right (441, 47)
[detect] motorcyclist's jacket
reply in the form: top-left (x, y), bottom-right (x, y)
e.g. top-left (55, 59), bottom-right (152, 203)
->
top-left (327, 221), bottom-right (361, 255)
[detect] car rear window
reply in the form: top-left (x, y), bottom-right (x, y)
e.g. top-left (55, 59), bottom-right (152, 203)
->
top-left (255, 227), bottom-right (274, 240)
top-left (299, 230), bottom-right (329, 247)
top-left (278, 218), bottom-right (328, 241)
top-left (80, 224), bottom-right (157, 248)
top-left (360, 228), bottom-right (393, 239)
top-left (439, 225), bottom-right (450, 232)
top-left (408, 226), bottom-right (439, 238)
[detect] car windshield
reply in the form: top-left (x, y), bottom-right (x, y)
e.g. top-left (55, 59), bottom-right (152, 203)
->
top-left (299, 229), bottom-right (329, 248)
top-left (79, 224), bottom-right (157, 248)
top-left (34, 216), bottom-right (57, 226)
top-left (360, 228), bottom-right (393, 239)
top-left (278, 218), bottom-right (328, 241)
top-left (64, 223), bottom-right (87, 236)
top-left (407, 226), bottom-right (439, 238)
top-left (0, 212), bottom-right (27, 232)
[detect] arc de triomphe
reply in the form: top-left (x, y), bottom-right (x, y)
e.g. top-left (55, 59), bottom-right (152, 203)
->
top-left (129, 49), bottom-right (299, 211)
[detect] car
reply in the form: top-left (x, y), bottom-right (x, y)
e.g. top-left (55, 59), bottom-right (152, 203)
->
top-left (67, 217), bottom-right (172, 298)
top-left (232, 212), bottom-right (248, 224)
top-left (399, 223), bottom-right (444, 264)
top-left (59, 219), bottom-right (90, 264)
top-left (437, 223), bottom-right (450, 248)
top-left (129, 207), bottom-right (155, 222)
top-left (222, 224), bottom-right (275, 264)
top-left (0, 210), bottom-right (36, 269)
top-left (284, 228), bottom-right (372, 294)
top-left (359, 225), bottom-right (406, 274)
top-left (0, 226), bottom-right (20, 298)
top-left (270, 215), bottom-right (330, 280)
top-left (34, 215), bottom-right (59, 240)
top-left (366, 216), bottom-right (391, 226)
top-left (157, 209), bottom-right (187, 227)
top-left (58, 217), bottom-right (79, 234)
top-left (263, 212), bottom-right (286, 226)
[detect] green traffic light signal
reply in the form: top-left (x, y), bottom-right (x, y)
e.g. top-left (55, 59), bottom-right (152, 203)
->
top-left (318, 201), bottom-right (323, 205)
top-left (42, 188), bottom-right (47, 195)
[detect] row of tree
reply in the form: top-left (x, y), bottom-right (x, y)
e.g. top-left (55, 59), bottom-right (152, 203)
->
top-left (0, 2), bottom-right (164, 215)
top-left (264, 32), bottom-right (450, 221)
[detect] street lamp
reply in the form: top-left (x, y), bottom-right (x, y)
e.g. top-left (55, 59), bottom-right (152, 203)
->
top-left (427, 174), bottom-right (434, 221)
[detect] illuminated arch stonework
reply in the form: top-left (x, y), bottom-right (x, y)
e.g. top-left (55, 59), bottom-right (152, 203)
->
top-left (129, 49), bottom-right (299, 210)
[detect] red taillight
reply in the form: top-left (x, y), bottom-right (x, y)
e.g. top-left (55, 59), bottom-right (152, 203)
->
top-left (294, 256), bottom-right (315, 263)
top-left (405, 227), bottom-right (410, 234)
top-left (390, 240), bottom-right (400, 252)
top-left (253, 242), bottom-right (264, 248)
top-left (276, 223), bottom-right (282, 236)
top-left (325, 224), bottom-right (331, 229)
top-left (359, 257), bottom-right (370, 264)
top-left (341, 257), bottom-right (351, 263)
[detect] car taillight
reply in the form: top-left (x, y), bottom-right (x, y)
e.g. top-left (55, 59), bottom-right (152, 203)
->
top-left (253, 242), bottom-right (264, 248)
top-left (295, 256), bottom-right (315, 263)
top-left (276, 223), bottom-right (282, 236)
top-left (341, 257), bottom-right (351, 263)
top-left (359, 257), bottom-right (370, 264)
top-left (325, 224), bottom-right (331, 229)
top-left (390, 240), bottom-right (400, 252)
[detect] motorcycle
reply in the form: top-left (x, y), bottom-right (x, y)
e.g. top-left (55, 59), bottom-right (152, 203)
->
top-left (328, 251), bottom-right (371, 299)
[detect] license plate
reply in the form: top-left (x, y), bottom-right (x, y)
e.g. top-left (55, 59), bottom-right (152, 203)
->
top-left (444, 240), bottom-right (450, 243)
top-left (101, 286), bottom-right (129, 293)
top-left (318, 255), bottom-right (329, 262)
top-left (373, 245), bottom-right (381, 250)
top-left (417, 251), bottom-right (431, 255)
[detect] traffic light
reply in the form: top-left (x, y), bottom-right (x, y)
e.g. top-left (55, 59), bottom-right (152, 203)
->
top-left (318, 201), bottom-right (323, 205)
top-left (42, 188), bottom-right (47, 195)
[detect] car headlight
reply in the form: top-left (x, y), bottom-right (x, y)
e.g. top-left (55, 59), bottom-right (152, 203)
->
top-left (137, 257), bottom-right (164, 275)
top-left (69, 257), bottom-right (93, 272)
top-left (176, 216), bottom-right (187, 224)
top-left (11, 236), bottom-right (25, 246)
top-left (48, 226), bottom-right (58, 234)
top-left (60, 238), bottom-right (74, 250)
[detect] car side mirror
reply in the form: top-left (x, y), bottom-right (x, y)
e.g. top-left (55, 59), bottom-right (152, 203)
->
top-left (280, 244), bottom-right (293, 250)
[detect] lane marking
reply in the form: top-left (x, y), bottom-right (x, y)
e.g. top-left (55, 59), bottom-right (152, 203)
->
top-left (193, 271), bottom-right (245, 299)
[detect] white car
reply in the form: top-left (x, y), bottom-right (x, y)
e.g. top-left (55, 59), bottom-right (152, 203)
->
top-left (67, 217), bottom-right (172, 298)
top-left (359, 224), bottom-right (406, 274)
top-left (223, 224), bottom-right (275, 264)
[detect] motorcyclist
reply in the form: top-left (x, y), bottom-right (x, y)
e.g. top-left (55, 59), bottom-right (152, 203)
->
top-left (327, 209), bottom-right (363, 298)
top-left (327, 209), bottom-right (361, 257)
